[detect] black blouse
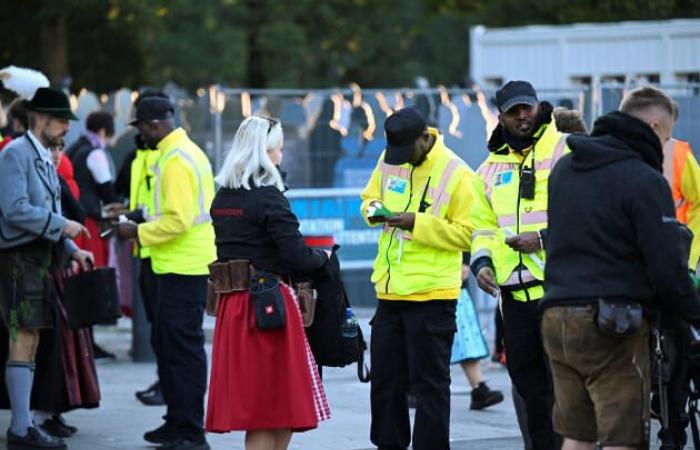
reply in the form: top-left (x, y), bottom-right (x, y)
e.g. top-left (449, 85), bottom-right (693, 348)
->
top-left (211, 185), bottom-right (327, 276)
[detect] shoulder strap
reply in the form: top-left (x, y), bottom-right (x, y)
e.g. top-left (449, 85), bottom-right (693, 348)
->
top-left (341, 283), bottom-right (370, 383)
top-left (356, 326), bottom-right (370, 383)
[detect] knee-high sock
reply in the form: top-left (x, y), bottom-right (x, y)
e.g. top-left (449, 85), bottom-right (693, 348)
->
top-left (6, 361), bottom-right (34, 436)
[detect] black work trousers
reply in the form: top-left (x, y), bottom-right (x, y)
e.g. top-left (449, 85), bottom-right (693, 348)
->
top-left (154, 273), bottom-right (208, 438)
top-left (139, 257), bottom-right (159, 354)
top-left (370, 299), bottom-right (456, 450)
top-left (501, 290), bottom-right (558, 450)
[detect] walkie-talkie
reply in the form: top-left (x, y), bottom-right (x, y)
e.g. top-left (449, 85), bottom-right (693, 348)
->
top-left (520, 164), bottom-right (535, 199)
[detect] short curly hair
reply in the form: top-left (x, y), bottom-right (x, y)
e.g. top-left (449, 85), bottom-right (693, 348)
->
top-left (553, 107), bottom-right (587, 134)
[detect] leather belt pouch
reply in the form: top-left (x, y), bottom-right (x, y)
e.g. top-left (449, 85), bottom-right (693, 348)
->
top-left (596, 298), bottom-right (642, 338)
top-left (206, 260), bottom-right (251, 316)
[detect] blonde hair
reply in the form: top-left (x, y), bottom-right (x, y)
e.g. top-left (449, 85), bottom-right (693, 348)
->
top-left (215, 116), bottom-right (284, 190)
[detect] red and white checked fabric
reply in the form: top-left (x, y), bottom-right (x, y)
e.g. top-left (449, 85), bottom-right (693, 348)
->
top-left (283, 284), bottom-right (331, 422)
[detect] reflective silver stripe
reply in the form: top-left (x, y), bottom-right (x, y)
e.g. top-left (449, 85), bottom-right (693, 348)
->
top-left (497, 210), bottom-right (548, 228)
top-left (469, 248), bottom-right (492, 265)
top-left (194, 213), bottom-right (211, 225)
top-left (551, 134), bottom-right (568, 163)
top-left (153, 148), bottom-right (211, 225)
top-left (502, 268), bottom-right (537, 286)
top-left (472, 229), bottom-right (496, 238)
top-left (430, 158), bottom-right (463, 216)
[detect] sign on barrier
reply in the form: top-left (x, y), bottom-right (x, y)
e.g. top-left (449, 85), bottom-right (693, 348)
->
top-left (287, 188), bottom-right (379, 270)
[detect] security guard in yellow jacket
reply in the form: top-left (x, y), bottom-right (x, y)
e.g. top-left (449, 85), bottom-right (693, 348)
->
top-left (118, 97), bottom-right (215, 450)
top-left (124, 135), bottom-right (164, 405)
top-left (361, 108), bottom-right (474, 450)
top-left (470, 81), bottom-right (568, 450)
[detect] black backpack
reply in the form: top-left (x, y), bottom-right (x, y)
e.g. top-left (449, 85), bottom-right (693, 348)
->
top-left (306, 246), bottom-right (370, 382)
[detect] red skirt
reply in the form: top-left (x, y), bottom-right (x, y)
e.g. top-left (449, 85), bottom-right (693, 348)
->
top-left (206, 283), bottom-right (330, 433)
top-left (82, 217), bottom-right (109, 267)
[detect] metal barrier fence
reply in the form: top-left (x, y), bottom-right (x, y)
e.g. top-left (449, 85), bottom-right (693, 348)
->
top-left (59, 82), bottom-right (700, 311)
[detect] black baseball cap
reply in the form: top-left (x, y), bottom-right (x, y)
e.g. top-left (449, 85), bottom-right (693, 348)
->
top-left (129, 97), bottom-right (174, 125)
top-left (496, 80), bottom-right (538, 113)
top-left (384, 108), bottom-right (426, 165)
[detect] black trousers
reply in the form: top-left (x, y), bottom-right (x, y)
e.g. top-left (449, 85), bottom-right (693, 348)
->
top-left (370, 299), bottom-right (456, 450)
top-left (154, 273), bottom-right (208, 438)
top-left (139, 258), bottom-right (159, 355)
top-left (501, 290), bottom-right (558, 450)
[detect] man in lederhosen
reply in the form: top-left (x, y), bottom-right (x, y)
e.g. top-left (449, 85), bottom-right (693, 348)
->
top-left (0, 87), bottom-right (92, 450)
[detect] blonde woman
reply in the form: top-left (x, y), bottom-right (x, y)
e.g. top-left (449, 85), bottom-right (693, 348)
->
top-left (205, 116), bottom-right (330, 450)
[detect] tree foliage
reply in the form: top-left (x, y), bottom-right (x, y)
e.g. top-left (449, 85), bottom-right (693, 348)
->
top-left (0, 0), bottom-right (698, 92)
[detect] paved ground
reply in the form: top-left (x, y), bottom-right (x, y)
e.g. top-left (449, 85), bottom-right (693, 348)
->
top-left (0, 308), bottom-right (672, 449)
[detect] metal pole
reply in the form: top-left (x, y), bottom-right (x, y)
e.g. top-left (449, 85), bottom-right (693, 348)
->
top-left (213, 85), bottom-right (223, 172)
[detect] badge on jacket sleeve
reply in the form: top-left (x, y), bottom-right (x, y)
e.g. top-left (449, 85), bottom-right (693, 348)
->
top-left (387, 176), bottom-right (408, 194)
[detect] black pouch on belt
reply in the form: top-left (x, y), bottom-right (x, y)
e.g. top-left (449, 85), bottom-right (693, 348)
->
top-left (250, 271), bottom-right (286, 330)
top-left (596, 298), bottom-right (642, 338)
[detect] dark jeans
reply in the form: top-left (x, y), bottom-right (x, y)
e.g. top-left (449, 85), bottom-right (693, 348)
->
top-left (154, 273), bottom-right (208, 438)
top-left (370, 299), bottom-right (456, 450)
top-left (501, 290), bottom-right (558, 450)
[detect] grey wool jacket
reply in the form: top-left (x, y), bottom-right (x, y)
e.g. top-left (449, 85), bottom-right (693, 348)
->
top-left (0, 133), bottom-right (77, 255)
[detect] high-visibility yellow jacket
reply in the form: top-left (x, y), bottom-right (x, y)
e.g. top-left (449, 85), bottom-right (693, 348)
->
top-left (137, 128), bottom-right (216, 275)
top-left (129, 148), bottom-right (159, 259)
top-left (360, 128), bottom-right (474, 301)
top-left (470, 121), bottom-right (569, 301)
top-left (662, 138), bottom-right (700, 272)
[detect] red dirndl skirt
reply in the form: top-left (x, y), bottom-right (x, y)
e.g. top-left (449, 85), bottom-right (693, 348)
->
top-left (82, 217), bottom-right (109, 267)
top-left (205, 283), bottom-right (330, 433)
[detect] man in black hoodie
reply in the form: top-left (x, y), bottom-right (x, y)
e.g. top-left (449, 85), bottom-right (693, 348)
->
top-left (542, 86), bottom-right (700, 450)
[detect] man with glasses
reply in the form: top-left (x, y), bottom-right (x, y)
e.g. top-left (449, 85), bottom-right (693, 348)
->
top-left (116, 97), bottom-right (216, 450)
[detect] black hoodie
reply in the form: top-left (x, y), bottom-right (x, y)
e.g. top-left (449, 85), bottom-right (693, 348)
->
top-left (542, 111), bottom-right (700, 324)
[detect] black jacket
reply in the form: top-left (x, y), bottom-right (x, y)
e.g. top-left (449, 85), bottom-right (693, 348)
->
top-left (65, 136), bottom-right (119, 219)
top-left (211, 185), bottom-right (328, 276)
top-left (542, 112), bottom-right (700, 324)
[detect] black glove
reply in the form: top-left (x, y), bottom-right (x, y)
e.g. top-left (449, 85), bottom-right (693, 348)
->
top-left (125, 208), bottom-right (146, 224)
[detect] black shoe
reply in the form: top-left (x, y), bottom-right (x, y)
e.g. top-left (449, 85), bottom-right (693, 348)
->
top-left (160, 434), bottom-right (210, 450)
top-left (7, 426), bottom-right (66, 449)
top-left (93, 343), bottom-right (116, 361)
top-left (138, 384), bottom-right (165, 406)
top-left (50, 415), bottom-right (77, 435)
top-left (144, 422), bottom-right (179, 444)
top-left (470, 382), bottom-right (504, 410)
top-left (38, 415), bottom-right (76, 438)
top-left (135, 381), bottom-right (159, 400)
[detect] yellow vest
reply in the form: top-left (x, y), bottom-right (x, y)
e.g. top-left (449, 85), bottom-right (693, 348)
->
top-left (370, 132), bottom-right (472, 298)
top-left (470, 122), bottom-right (569, 301)
top-left (129, 149), bottom-right (159, 259)
top-left (662, 139), bottom-right (700, 272)
top-left (145, 128), bottom-right (216, 275)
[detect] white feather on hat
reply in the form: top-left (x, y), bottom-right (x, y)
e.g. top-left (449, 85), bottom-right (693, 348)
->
top-left (0, 66), bottom-right (50, 100)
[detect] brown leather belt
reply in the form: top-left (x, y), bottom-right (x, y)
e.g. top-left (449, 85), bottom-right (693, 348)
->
top-left (208, 259), bottom-right (252, 293)
top-left (206, 259), bottom-right (316, 327)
